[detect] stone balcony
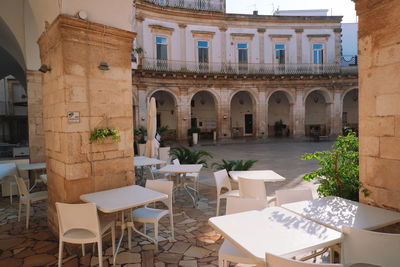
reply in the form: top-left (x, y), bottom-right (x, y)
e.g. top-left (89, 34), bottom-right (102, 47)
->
top-left (139, 58), bottom-right (358, 76)
top-left (141, 0), bottom-right (225, 13)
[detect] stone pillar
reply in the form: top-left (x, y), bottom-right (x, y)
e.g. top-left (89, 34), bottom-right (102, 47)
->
top-left (219, 27), bottom-right (227, 65)
top-left (176, 91), bottom-right (190, 141)
top-left (220, 89), bottom-right (230, 138)
top-left (27, 70), bottom-right (45, 163)
top-left (295, 29), bottom-right (303, 64)
top-left (137, 88), bottom-right (148, 128)
top-left (257, 89), bottom-right (267, 137)
top-left (38, 15), bottom-right (136, 233)
top-left (293, 89), bottom-right (305, 137)
top-left (257, 29), bottom-right (266, 64)
top-left (333, 28), bottom-right (342, 64)
top-left (331, 88), bottom-right (343, 136)
top-left (355, 0), bottom-right (400, 210)
top-left (136, 16), bottom-right (144, 49)
top-left (179, 24), bottom-right (187, 63)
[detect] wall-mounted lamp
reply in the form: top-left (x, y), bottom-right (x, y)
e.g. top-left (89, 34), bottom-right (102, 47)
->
top-left (223, 115), bottom-right (228, 120)
top-left (98, 61), bottom-right (110, 71)
top-left (183, 117), bottom-right (187, 121)
top-left (141, 117), bottom-right (145, 121)
top-left (38, 64), bottom-right (51, 73)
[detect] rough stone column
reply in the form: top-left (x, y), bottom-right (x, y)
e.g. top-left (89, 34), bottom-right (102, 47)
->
top-left (293, 88), bottom-right (305, 137)
top-left (219, 27), bottom-right (227, 65)
top-left (295, 29), bottom-right (304, 64)
top-left (333, 28), bottom-right (342, 64)
top-left (355, 0), bottom-right (400, 210)
top-left (257, 29), bottom-right (266, 64)
top-left (331, 88), bottom-right (343, 135)
top-left (137, 88), bottom-right (148, 128)
top-left (176, 91), bottom-right (190, 141)
top-left (27, 70), bottom-right (45, 163)
top-left (257, 89), bottom-right (267, 137)
top-left (38, 15), bottom-right (136, 233)
top-left (219, 89), bottom-right (230, 138)
top-left (179, 24), bottom-right (187, 63)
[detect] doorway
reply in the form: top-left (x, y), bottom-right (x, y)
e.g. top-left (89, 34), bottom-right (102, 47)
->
top-left (244, 114), bottom-right (253, 135)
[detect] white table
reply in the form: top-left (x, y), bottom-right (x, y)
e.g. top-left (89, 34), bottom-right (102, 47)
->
top-left (209, 206), bottom-right (343, 264)
top-left (229, 170), bottom-right (286, 182)
top-left (134, 156), bottom-right (166, 185)
top-left (18, 163), bottom-right (47, 191)
top-left (282, 196), bottom-right (400, 232)
top-left (158, 164), bottom-right (202, 207)
top-left (80, 185), bottom-right (168, 265)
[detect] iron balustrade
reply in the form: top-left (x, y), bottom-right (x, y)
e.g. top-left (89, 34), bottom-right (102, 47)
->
top-left (141, 58), bottom-right (358, 75)
top-left (141, 0), bottom-right (224, 12)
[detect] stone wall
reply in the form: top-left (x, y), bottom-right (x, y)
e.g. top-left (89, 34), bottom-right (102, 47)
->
top-left (38, 15), bottom-right (136, 233)
top-left (355, 0), bottom-right (400, 210)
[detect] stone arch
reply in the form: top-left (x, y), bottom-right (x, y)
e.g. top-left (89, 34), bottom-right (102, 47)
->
top-left (149, 89), bottom-right (178, 136)
top-left (148, 88), bottom-right (178, 105)
top-left (304, 88), bottom-right (332, 136)
top-left (228, 89), bottom-right (259, 106)
top-left (342, 88), bottom-right (359, 134)
top-left (188, 88), bottom-right (220, 107)
top-left (267, 89), bottom-right (294, 137)
top-left (230, 90), bottom-right (257, 137)
top-left (189, 89), bottom-right (219, 139)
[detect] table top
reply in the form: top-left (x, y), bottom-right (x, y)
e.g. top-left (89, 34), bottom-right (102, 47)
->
top-left (282, 196), bottom-right (400, 232)
top-left (134, 156), bottom-right (166, 167)
top-left (80, 185), bottom-right (168, 213)
top-left (158, 164), bottom-right (202, 174)
top-left (209, 206), bottom-right (342, 263)
top-left (229, 170), bottom-right (286, 182)
top-left (17, 163), bottom-right (46, 171)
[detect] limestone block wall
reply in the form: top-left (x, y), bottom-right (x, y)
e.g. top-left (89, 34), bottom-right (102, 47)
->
top-left (38, 15), bottom-right (135, 233)
top-left (355, 0), bottom-right (400, 210)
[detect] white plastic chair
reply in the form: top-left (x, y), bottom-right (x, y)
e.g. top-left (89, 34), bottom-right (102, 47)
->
top-left (15, 177), bottom-right (48, 229)
top-left (218, 197), bottom-right (268, 267)
top-left (131, 180), bottom-right (174, 249)
top-left (238, 177), bottom-right (276, 205)
top-left (159, 148), bottom-right (170, 163)
top-left (173, 158), bottom-right (200, 198)
top-left (56, 202), bottom-right (115, 267)
top-left (265, 253), bottom-right (343, 267)
top-left (214, 169), bottom-right (239, 216)
top-left (342, 226), bottom-right (400, 267)
top-left (0, 163), bottom-right (21, 203)
top-left (275, 188), bottom-right (314, 206)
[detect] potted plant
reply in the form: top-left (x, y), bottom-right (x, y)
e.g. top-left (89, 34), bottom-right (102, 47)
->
top-left (170, 146), bottom-right (213, 167)
top-left (188, 127), bottom-right (201, 145)
top-left (132, 47), bottom-right (144, 68)
top-left (157, 126), bottom-right (175, 161)
top-left (90, 128), bottom-right (121, 143)
top-left (212, 159), bottom-right (257, 172)
top-left (135, 126), bottom-right (147, 156)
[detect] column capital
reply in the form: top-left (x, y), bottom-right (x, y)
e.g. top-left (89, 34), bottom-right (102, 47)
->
top-left (136, 16), bottom-right (144, 22)
top-left (257, 28), bottom-right (266, 33)
top-left (178, 23), bottom-right (187, 29)
top-left (295, 28), bottom-right (304, 33)
top-left (219, 26), bottom-right (228, 32)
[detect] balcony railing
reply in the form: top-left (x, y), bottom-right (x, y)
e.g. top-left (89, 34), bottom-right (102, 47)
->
top-left (142, 58), bottom-right (358, 75)
top-left (142, 0), bottom-right (224, 12)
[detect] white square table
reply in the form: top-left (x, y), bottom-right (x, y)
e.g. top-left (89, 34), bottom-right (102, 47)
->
top-left (209, 206), bottom-right (343, 264)
top-left (80, 185), bottom-right (168, 265)
top-left (134, 156), bottom-right (166, 185)
top-left (17, 162), bottom-right (47, 191)
top-left (229, 170), bottom-right (286, 183)
top-left (158, 164), bottom-right (203, 207)
top-left (282, 196), bottom-right (400, 232)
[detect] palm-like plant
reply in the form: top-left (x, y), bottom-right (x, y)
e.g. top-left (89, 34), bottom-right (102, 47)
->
top-left (212, 159), bottom-right (257, 172)
top-left (170, 146), bottom-right (213, 168)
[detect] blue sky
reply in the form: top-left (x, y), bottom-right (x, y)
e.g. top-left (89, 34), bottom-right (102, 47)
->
top-left (226, 0), bottom-right (357, 23)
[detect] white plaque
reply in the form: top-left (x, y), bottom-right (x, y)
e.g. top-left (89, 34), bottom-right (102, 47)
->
top-left (67, 111), bottom-right (80, 123)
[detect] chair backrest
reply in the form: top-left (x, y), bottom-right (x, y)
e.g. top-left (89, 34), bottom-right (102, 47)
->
top-left (0, 163), bottom-right (19, 180)
top-left (238, 177), bottom-right (266, 199)
top-left (214, 169), bottom-right (232, 194)
top-left (275, 188), bottom-right (313, 206)
top-left (56, 202), bottom-right (100, 237)
top-left (145, 180), bottom-right (174, 210)
top-left (172, 159), bottom-right (180, 165)
top-left (266, 253), bottom-right (343, 267)
top-left (226, 198), bottom-right (267, 215)
top-left (159, 149), bottom-right (170, 163)
top-left (342, 226), bottom-right (400, 267)
top-left (15, 177), bottom-right (29, 199)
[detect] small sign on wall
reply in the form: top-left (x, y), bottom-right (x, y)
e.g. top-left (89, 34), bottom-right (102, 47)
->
top-left (67, 111), bottom-right (80, 123)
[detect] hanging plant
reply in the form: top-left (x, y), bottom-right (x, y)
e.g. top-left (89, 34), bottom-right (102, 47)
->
top-left (90, 128), bottom-right (121, 143)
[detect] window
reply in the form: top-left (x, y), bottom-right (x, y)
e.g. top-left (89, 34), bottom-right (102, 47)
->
top-left (313, 44), bottom-right (324, 64)
top-left (237, 43), bottom-right (248, 64)
top-left (156, 37), bottom-right (168, 60)
top-left (197, 41), bottom-right (209, 70)
top-left (275, 44), bottom-right (285, 64)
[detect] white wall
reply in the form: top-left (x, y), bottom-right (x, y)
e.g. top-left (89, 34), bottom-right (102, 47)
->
top-left (305, 91), bottom-right (327, 124)
top-left (231, 91), bottom-right (253, 129)
top-left (268, 91), bottom-right (290, 125)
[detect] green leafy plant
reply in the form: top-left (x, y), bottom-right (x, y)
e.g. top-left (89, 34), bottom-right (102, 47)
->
top-left (157, 125), bottom-right (175, 147)
top-left (90, 128), bottom-right (120, 143)
top-left (212, 159), bottom-right (257, 172)
top-left (187, 127), bottom-right (201, 136)
top-left (134, 126), bottom-right (147, 144)
top-left (170, 146), bottom-right (213, 168)
top-left (301, 129), bottom-right (368, 201)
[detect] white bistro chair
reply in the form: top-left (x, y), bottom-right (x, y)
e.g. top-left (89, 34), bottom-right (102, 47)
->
top-left (342, 226), bottom-right (400, 267)
top-left (238, 177), bottom-right (276, 205)
top-left (131, 180), bottom-right (174, 249)
top-left (173, 158), bottom-right (200, 198)
top-left (214, 169), bottom-right (239, 216)
top-left (56, 202), bottom-right (115, 267)
top-left (218, 197), bottom-right (268, 267)
top-left (0, 163), bottom-right (22, 204)
top-left (265, 253), bottom-right (343, 267)
top-left (275, 188), bottom-right (314, 206)
top-left (15, 177), bottom-right (48, 229)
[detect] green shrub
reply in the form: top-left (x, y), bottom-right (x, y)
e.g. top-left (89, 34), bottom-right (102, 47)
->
top-left (301, 129), bottom-right (368, 201)
top-left (212, 159), bottom-right (257, 172)
top-left (170, 146), bottom-right (212, 168)
top-left (90, 128), bottom-right (120, 143)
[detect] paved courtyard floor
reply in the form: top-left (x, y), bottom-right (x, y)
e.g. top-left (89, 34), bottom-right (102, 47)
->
top-left (0, 139), bottom-right (335, 266)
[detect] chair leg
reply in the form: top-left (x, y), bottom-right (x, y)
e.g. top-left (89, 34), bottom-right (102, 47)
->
top-left (111, 225), bottom-right (115, 257)
top-left (97, 241), bottom-right (103, 267)
top-left (58, 240), bottom-right (63, 267)
top-left (143, 223), bottom-right (147, 235)
top-left (82, 244), bottom-right (85, 256)
top-left (154, 222), bottom-right (159, 250)
top-left (9, 183), bottom-right (12, 204)
top-left (169, 211), bottom-right (175, 241)
top-left (216, 197), bottom-right (220, 216)
top-left (25, 203), bottom-right (30, 229)
top-left (18, 201), bottom-right (22, 222)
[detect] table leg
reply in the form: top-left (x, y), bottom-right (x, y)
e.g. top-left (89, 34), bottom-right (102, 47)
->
top-left (182, 174), bottom-right (198, 208)
top-left (113, 211), bottom-right (126, 266)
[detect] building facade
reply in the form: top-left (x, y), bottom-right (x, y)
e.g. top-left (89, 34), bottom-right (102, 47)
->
top-left (132, 0), bottom-right (359, 140)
